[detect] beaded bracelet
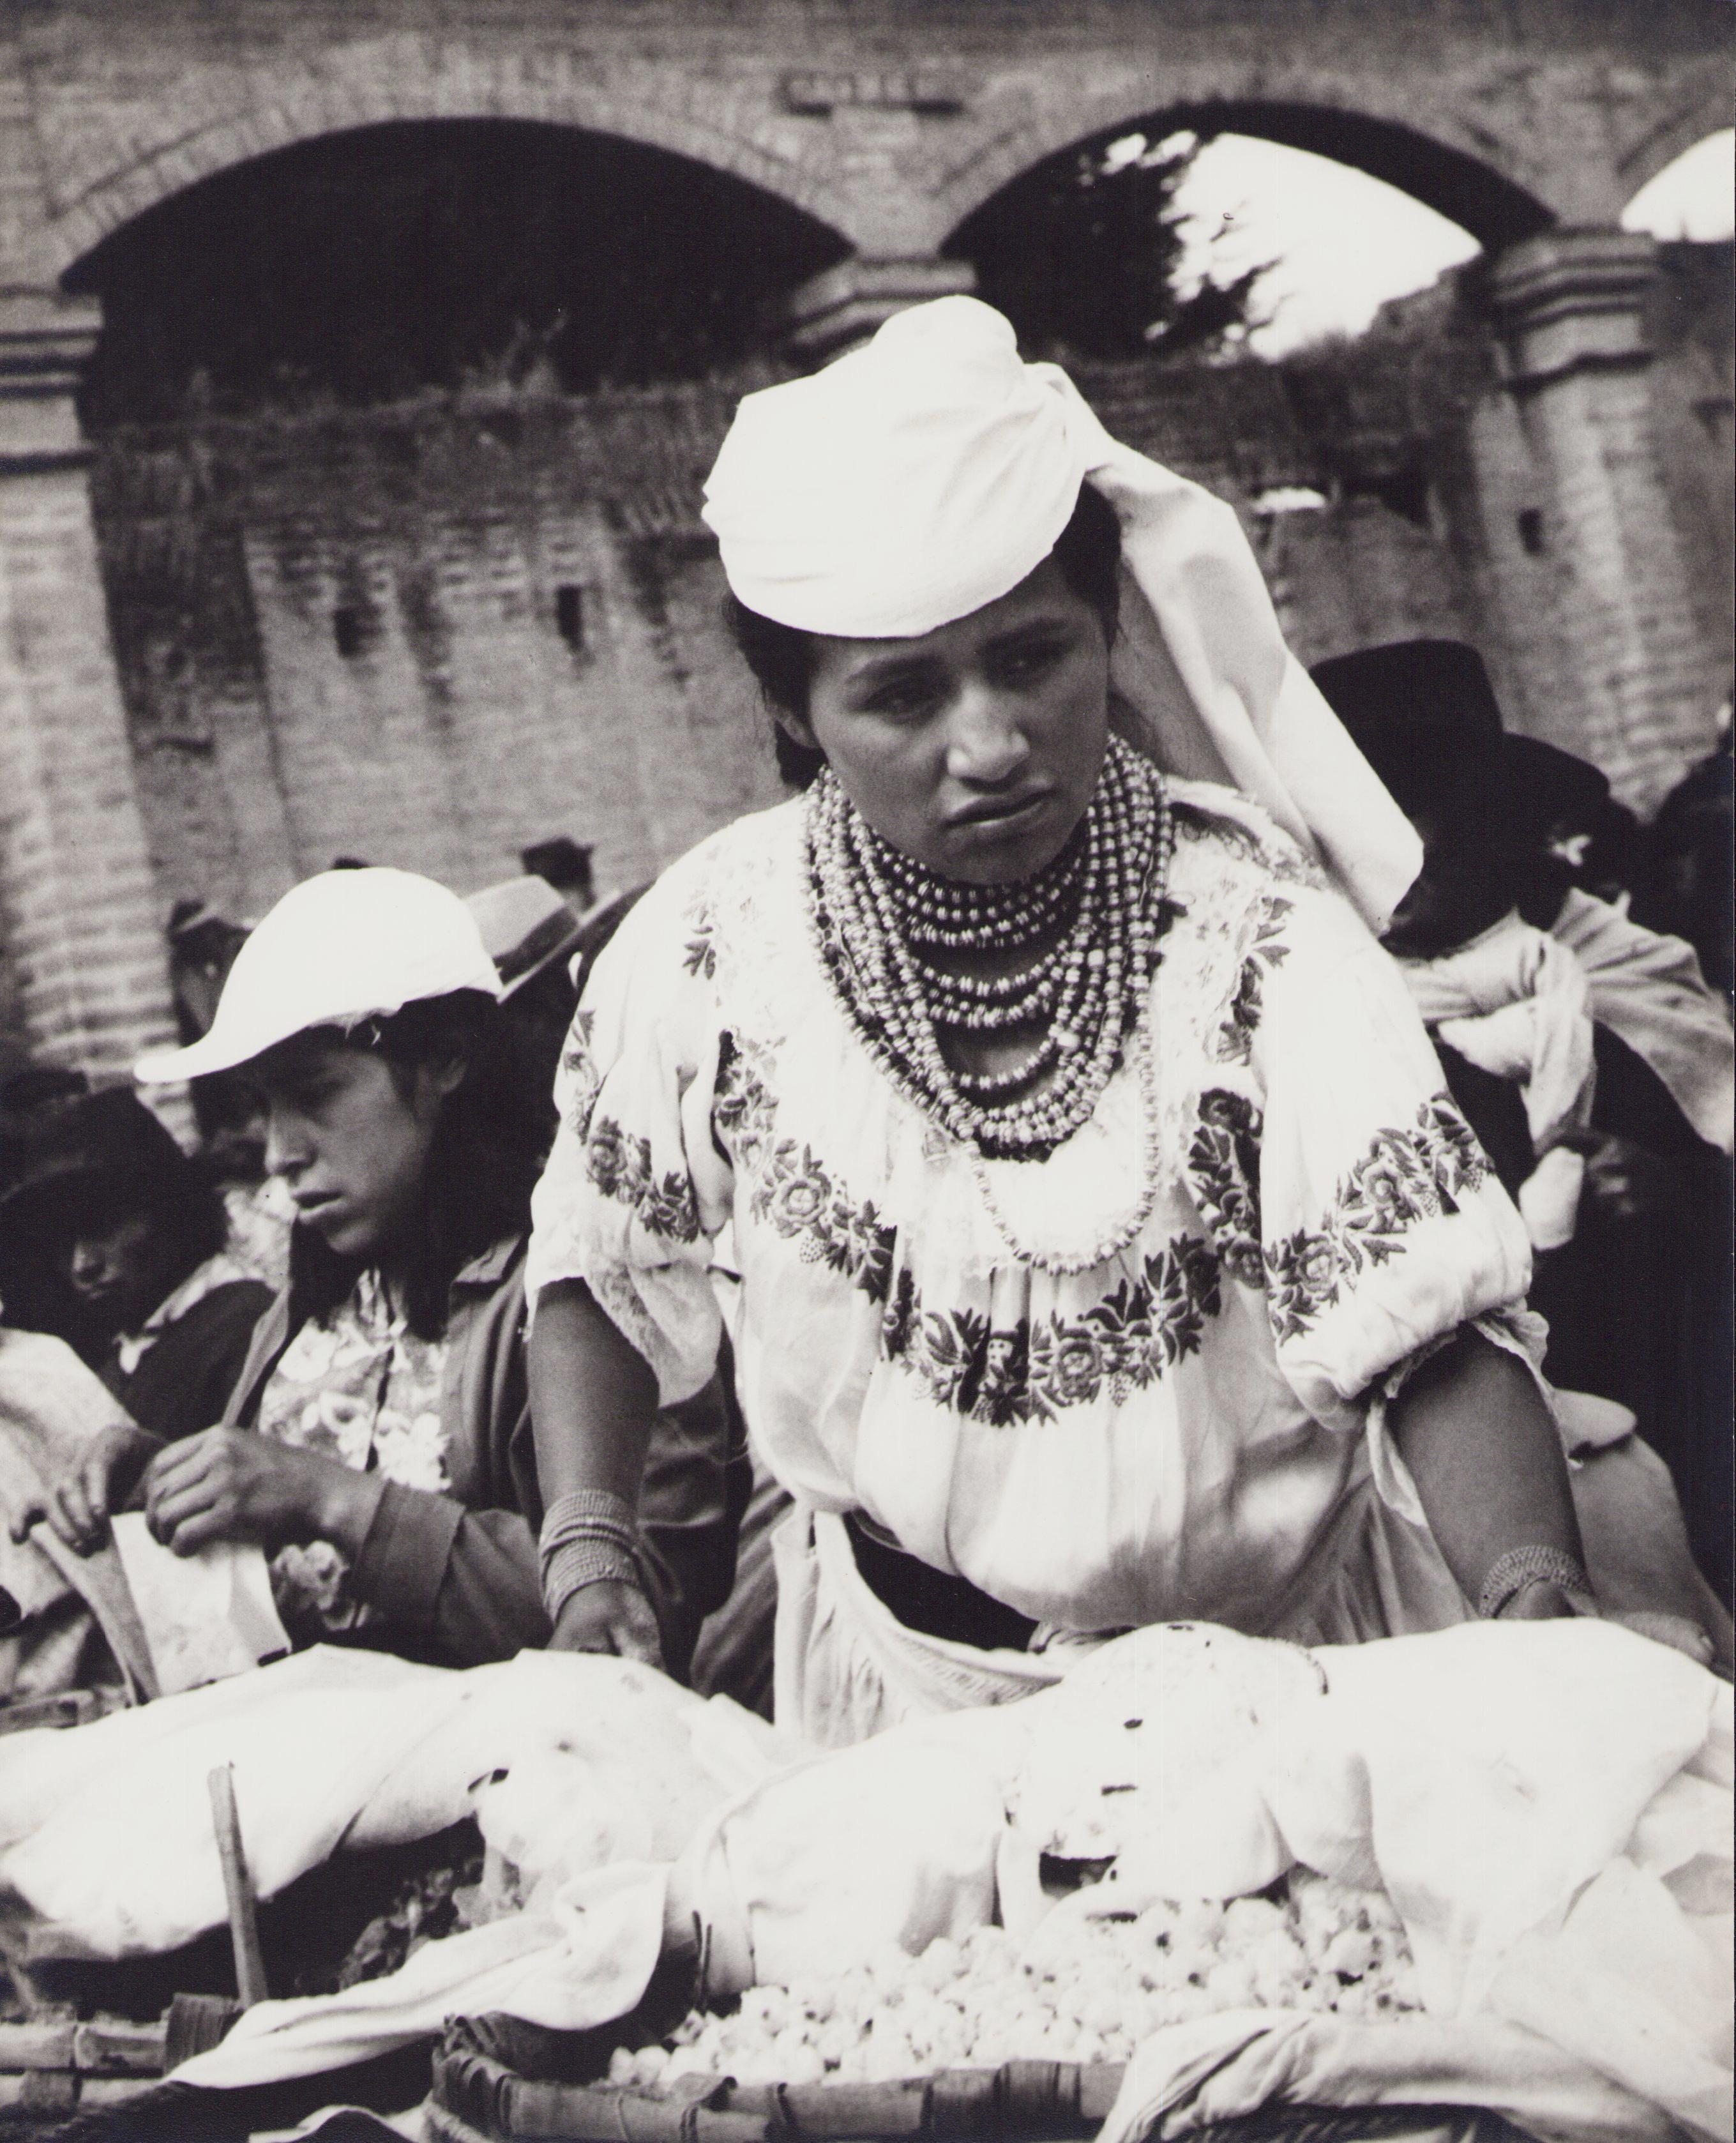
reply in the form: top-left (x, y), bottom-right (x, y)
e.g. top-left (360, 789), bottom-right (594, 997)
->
top-left (1477, 1544), bottom-right (1597, 1622)
top-left (539, 1488), bottom-right (647, 1624)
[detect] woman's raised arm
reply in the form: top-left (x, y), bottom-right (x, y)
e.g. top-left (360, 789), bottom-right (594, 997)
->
top-left (529, 1276), bottom-right (663, 1661)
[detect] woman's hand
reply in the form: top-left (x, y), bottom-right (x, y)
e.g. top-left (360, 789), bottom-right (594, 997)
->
top-left (10, 1421), bottom-right (161, 1557)
top-left (549, 1579), bottom-right (664, 1668)
top-left (139, 1430), bottom-right (380, 1559)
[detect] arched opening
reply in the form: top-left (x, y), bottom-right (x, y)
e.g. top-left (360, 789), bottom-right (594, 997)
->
top-left (65, 119), bottom-right (850, 424)
top-left (1622, 130), bottom-right (1735, 242)
top-left (946, 102), bottom-right (1546, 361)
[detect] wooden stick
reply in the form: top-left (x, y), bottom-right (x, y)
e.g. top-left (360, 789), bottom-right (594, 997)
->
top-left (206, 1766), bottom-right (268, 2009)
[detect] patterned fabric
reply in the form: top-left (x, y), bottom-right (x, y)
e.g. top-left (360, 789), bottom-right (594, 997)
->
top-left (1265, 1098), bottom-right (1489, 1343)
top-left (528, 777), bottom-right (1535, 1637)
top-left (255, 1269), bottom-right (450, 1642)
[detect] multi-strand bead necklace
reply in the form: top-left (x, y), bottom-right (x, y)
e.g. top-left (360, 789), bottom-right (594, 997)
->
top-left (806, 735), bottom-right (1177, 1269)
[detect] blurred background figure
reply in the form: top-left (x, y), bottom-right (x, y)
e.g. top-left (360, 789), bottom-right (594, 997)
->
top-left (1504, 735), bottom-right (1646, 925)
top-left (1, 1067), bottom-right (96, 1342)
top-left (1313, 639), bottom-right (1735, 1602)
top-left (466, 875), bottom-right (587, 1159)
top-left (518, 836), bottom-right (594, 918)
top-left (1640, 715), bottom-right (1734, 1004)
top-left (166, 897), bottom-right (293, 1291)
top-left (0, 1084), bottom-right (271, 1440)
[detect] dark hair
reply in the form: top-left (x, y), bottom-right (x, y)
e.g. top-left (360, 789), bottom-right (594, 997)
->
top-left (725, 481), bottom-right (1123, 789)
top-left (287, 989), bottom-right (546, 1340)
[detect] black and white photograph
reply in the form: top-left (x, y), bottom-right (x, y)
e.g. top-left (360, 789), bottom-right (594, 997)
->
top-left (0, 5), bottom-right (1730, 2139)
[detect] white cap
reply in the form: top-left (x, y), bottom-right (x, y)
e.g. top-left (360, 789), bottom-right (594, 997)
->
top-left (135, 867), bottom-right (502, 1084)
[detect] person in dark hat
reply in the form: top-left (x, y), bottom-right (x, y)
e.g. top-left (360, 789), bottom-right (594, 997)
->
top-left (0, 1086), bottom-right (271, 1444)
top-left (1312, 640), bottom-right (1735, 1604)
top-left (1642, 722), bottom-right (1734, 1002)
top-left (1503, 734), bottom-right (1645, 927)
top-left (1310, 641), bottom-right (1732, 1193)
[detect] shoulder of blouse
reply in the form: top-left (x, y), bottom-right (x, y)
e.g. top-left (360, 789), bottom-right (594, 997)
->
top-left (584, 795), bottom-right (807, 985)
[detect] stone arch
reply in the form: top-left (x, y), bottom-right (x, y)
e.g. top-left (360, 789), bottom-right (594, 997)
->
top-left (932, 78), bottom-right (1556, 259)
top-left (40, 36), bottom-right (858, 282)
top-left (1611, 69), bottom-right (1735, 206)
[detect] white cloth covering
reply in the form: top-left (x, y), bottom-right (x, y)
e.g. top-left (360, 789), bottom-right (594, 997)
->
top-left (0, 1621), bottom-right (1719, 2142)
top-left (1400, 911), bottom-right (1597, 1251)
top-left (0, 1647), bottom-right (775, 1959)
top-left (1551, 887), bottom-right (1735, 1155)
top-left (195, 1624), bottom-right (1731, 2142)
top-left (1099, 1620), bottom-right (1732, 2143)
top-left (527, 781), bottom-right (1534, 1666)
top-left (701, 296), bottom-right (1420, 934)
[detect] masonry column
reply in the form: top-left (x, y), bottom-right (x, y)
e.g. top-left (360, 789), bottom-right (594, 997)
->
top-left (1489, 229), bottom-right (1719, 815)
top-left (0, 291), bottom-right (178, 1085)
top-left (782, 255), bottom-right (977, 367)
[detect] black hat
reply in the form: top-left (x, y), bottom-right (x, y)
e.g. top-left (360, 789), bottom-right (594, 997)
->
top-left (1310, 640), bottom-right (1505, 810)
top-left (1501, 735), bottom-right (1610, 838)
top-left (0, 1086), bottom-right (196, 1244)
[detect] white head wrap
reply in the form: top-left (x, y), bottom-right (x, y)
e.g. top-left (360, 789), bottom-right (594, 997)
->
top-left (702, 296), bottom-right (1421, 930)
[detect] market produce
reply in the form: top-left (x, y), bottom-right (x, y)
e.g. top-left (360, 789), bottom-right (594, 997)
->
top-left (608, 1870), bottom-right (1422, 2089)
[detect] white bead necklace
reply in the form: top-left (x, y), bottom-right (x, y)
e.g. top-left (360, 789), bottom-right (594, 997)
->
top-left (804, 739), bottom-right (1177, 1275)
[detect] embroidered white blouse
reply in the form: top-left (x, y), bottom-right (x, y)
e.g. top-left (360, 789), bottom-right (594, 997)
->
top-left (527, 780), bottom-right (1535, 1635)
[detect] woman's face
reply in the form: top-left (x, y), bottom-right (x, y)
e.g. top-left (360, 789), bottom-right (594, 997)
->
top-left (252, 1034), bottom-right (460, 1264)
top-left (791, 557), bottom-right (1112, 885)
top-left (63, 1203), bottom-right (181, 1336)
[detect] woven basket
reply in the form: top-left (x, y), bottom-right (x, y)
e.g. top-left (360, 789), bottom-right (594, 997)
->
top-left (428, 2021), bottom-right (1520, 2143)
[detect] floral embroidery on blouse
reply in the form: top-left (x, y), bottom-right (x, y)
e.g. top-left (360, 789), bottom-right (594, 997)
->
top-left (1265, 1094), bottom-right (1490, 1342)
top-left (1187, 1088), bottom-right (1267, 1286)
top-left (1218, 896), bottom-right (1293, 1064)
top-left (559, 1008), bottom-right (600, 1132)
top-left (715, 1022), bottom-right (1229, 1423)
top-left (713, 1031), bottom-right (780, 1174)
top-left (889, 1234), bottom-right (1223, 1426)
top-left (585, 1114), bottom-right (702, 1242)
top-left (683, 903), bottom-right (718, 980)
top-left (749, 1137), bottom-right (898, 1295)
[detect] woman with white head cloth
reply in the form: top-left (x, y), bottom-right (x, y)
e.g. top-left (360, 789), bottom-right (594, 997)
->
top-left (528, 298), bottom-right (1716, 1742)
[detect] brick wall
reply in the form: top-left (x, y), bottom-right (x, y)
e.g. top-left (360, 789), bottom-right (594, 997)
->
top-left (87, 391), bottom-right (787, 927)
top-left (0, 460), bottom-right (177, 1086)
top-left (5, 0), bottom-right (1729, 284)
top-left (45, 264), bottom-right (1730, 1035)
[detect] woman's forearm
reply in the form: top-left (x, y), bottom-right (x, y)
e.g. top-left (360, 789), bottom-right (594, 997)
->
top-left (529, 1278), bottom-right (659, 1510)
top-left (1390, 1326), bottom-right (1583, 1611)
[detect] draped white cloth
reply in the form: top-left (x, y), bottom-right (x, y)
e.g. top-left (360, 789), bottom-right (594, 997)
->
top-left (1551, 888), bottom-right (1735, 1155)
top-left (1400, 911), bottom-right (1597, 1250)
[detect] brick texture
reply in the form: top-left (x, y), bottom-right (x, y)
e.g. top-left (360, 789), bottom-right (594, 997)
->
top-left (0, 0), bottom-right (1730, 281)
top-left (0, 2), bottom-right (1731, 1073)
top-left (0, 458), bottom-right (179, 1086)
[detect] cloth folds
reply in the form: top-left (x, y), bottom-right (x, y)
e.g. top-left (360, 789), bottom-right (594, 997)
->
top-left (701, 296), bottom-right (1419, 932)
top-left (1551, 887), bottom-right (1735, 1155)
top-left (1400, 912), bottom-right (1596, 1249)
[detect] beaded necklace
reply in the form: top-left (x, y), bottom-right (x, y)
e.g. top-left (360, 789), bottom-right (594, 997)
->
top-left (805, 736), bottom-right (1176, 1271)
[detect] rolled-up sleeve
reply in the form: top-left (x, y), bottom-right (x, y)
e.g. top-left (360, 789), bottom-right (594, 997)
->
top-left (1192, 882), bottom-right (1536, 1435)
top-left (348, 1484), bottom-right (548, 1666)
top-left (527, 849), bottom-right (735, 1407)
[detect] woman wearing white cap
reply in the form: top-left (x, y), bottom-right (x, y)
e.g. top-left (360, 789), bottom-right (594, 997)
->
top-left (527, 299), bottom-right (1713, 1741)
top-left (35, 868), bottom-right (739, 1674)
